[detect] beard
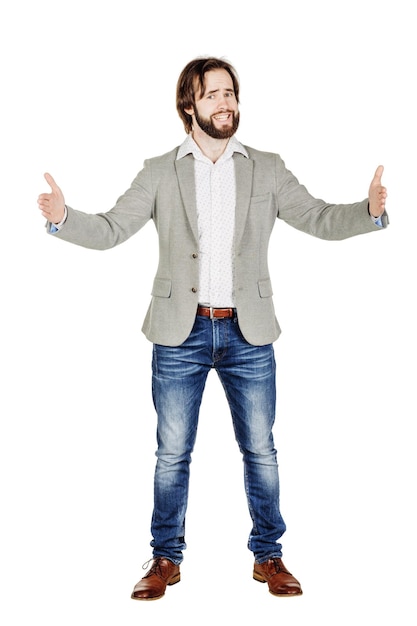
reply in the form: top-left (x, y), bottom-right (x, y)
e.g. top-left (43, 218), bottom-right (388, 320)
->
top-left (194, 107), bottom-right (240, 139)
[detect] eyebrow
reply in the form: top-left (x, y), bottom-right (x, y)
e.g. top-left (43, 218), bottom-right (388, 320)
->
top-left (204, 87), bottom-right (234, 96)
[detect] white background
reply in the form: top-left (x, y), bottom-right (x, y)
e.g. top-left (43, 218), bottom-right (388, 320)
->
top-left (1, 0), bottom-right (416, 624)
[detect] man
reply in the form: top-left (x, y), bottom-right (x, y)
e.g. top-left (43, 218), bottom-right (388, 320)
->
top-left (38, 56), bottom-right (388, 600)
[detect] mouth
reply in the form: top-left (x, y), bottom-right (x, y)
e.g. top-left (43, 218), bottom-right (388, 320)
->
top-left (213, 112), bottom-right (232, 122)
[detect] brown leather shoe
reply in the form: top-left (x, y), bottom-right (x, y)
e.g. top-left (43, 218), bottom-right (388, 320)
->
top-left (253, 558), bottom-right (302, 596)
top-left (131, 557), bottom-right (181, 601)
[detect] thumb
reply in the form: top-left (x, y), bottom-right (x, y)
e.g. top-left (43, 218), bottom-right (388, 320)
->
top-left (371, 165), bottom-right (384, 186)
top-left (44, 172), bottom-right (60, 192)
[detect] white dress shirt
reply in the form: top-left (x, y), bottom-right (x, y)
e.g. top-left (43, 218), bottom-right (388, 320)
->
top-left (177, 134), bottom-right (249, 307)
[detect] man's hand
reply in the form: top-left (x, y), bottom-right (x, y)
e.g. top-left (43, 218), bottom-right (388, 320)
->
top-left (38, 173), bottom-right (66, 224)
top-left (368, 165), bottom-right (387, 218)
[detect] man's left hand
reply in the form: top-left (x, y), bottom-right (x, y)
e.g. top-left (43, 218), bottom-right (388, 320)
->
top-left (369, 165), bottom-right (387, 218)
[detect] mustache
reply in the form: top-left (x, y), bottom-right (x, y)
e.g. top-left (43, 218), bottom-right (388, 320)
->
top-left (212, 110), bottom-right (234, 116)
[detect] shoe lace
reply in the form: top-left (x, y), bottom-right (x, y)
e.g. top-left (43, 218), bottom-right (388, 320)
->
top-left (141, 558), bottom-right (153, 571)
top-left (271, 558), bottom-right (289, 575)
top-left (141, 557), bottom-right (164, 577)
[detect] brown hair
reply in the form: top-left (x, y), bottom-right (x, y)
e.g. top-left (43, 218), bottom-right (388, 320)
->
top-left (176, 57), bottom-right (240, 133)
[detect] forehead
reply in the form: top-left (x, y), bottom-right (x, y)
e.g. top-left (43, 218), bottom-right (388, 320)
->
top-left (197, 69), bottom-right (234, 98)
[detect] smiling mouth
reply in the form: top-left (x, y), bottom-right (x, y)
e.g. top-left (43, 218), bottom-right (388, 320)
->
top-left (213, 113), bottom-right (232, 122)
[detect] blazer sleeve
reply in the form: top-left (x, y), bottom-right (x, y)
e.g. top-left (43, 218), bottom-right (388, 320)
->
top-left (273, 154), bottom-right (388, 240)
top-left (46, 161), bottom-right (155, 250)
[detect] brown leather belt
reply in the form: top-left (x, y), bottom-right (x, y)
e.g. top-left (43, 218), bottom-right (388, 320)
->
top-left (197, 306), bottom-right (235, 319)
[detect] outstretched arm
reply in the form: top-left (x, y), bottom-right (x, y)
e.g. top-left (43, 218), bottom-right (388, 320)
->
top-left (37, 173), bottom-right (66, 225)
top-left (36, 160), bottom-right (156, 250)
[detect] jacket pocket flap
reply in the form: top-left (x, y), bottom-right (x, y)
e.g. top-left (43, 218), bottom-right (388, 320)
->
top-left (258, 278), bottom-right (273, 298)
top-left (152, 277), bottom-right (172, 298)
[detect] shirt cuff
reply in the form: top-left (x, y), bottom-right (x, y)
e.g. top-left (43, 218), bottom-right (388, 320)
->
top-left (49, 206), bottom-right (68, 233)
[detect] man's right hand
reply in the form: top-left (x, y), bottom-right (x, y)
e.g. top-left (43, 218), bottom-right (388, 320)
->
top-left (38, 173), bottom-right (66, 224)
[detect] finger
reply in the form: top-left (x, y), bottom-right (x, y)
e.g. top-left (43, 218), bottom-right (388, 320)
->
top-left (37, 198), bottom-right (52, 211)
top-left (372, 164), bottom-right (384, 186)
top-left (44, 172), bottom-right (60, 192)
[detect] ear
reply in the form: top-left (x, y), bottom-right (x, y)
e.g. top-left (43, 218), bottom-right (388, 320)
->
top-left (184, 106), bottom-right (194, 116)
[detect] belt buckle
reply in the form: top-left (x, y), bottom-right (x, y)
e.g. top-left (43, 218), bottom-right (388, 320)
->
top-left (209, 307), bottom-right (215, 319)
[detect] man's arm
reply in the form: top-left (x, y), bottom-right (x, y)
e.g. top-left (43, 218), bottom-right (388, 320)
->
top-left (37, 164), bottom-right (155, 250)
top-left (273, 156), bottom-right (389, 240)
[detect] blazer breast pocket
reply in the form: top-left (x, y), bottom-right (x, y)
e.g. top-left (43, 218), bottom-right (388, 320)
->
top-left (249, 192), bottom-right (272, 209)
top-left (151, 277), bottom-right (172, 298)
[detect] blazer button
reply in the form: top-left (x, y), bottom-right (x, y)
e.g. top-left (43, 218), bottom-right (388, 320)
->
top-left (192, 253), bottom-right (198, 259)
top-left (191, 287), bottom-right (197, 293)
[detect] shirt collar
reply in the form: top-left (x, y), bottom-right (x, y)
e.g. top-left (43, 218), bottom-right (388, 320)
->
top-left (176, 134), bottom-right (248, 162)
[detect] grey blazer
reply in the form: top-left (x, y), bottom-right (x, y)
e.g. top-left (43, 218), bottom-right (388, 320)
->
top-left (50, 145), bottom-right (388, 346)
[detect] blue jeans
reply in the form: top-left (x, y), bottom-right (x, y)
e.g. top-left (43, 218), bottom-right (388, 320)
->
top-left (150, 312), bottom-right (286, 564)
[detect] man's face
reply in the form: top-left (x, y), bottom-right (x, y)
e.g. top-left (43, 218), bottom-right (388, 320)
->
top-left (187, 69), bottom-right (239, 139)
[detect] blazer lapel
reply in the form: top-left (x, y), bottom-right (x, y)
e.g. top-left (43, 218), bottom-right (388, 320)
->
top-left (234, 153), bottom-right (254, 249)
top-left (175, 155), bottom-right (199, 243)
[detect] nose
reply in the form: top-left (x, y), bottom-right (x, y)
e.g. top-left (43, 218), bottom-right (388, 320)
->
top-left (217, 93), bottom-right (228, 109)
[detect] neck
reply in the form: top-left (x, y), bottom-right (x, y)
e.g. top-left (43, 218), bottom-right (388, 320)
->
top-left (190, 128), bottom-right (230, 163)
